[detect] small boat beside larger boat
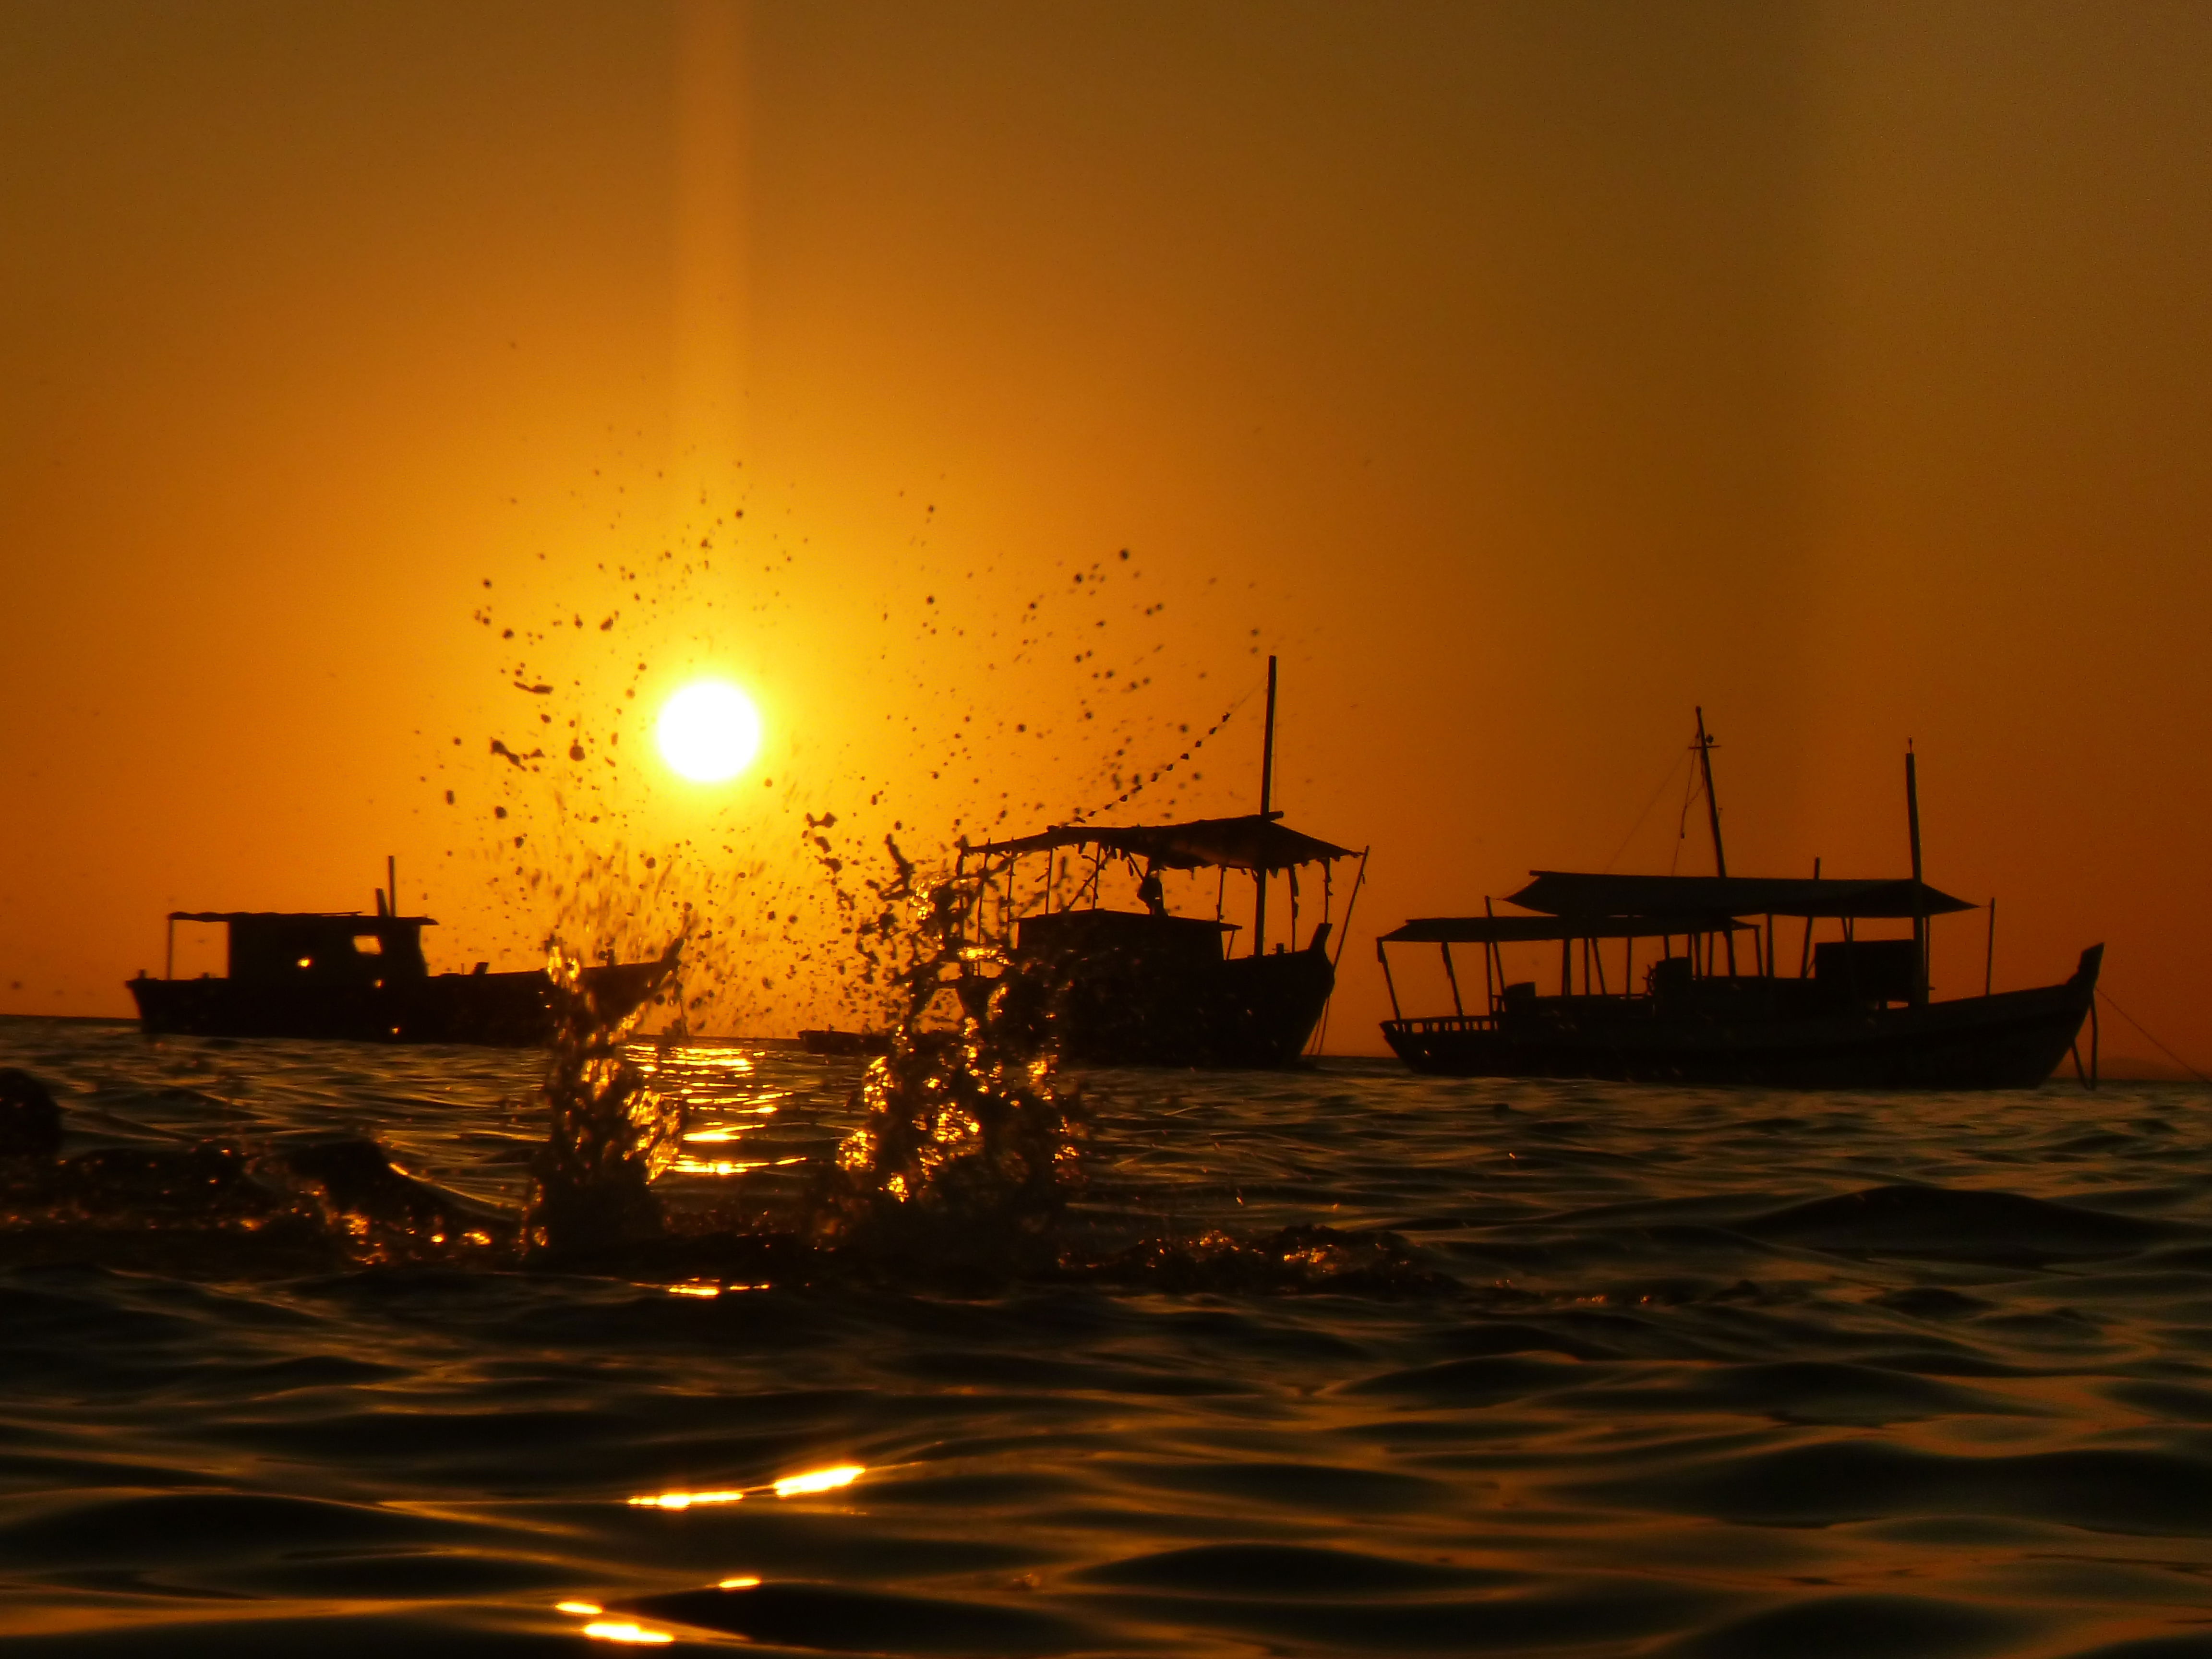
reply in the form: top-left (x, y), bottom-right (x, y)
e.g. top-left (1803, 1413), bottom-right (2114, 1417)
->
top-left (1377, 714), bottom-right (2101, 1089)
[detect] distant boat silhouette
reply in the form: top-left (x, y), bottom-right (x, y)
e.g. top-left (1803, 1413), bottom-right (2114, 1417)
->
top-left (957, 657), bottom-right (1366, 1068)
top-left (1378, 713), bottom-right (2101, 1088)
top-left (128, 859), bottom-right (674, 1047)
top-left (799, 1028), bottom-right (892, 1057)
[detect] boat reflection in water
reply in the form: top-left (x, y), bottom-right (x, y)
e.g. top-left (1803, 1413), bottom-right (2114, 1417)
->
top-left (1380, 714), bottom-right (2102, 1088)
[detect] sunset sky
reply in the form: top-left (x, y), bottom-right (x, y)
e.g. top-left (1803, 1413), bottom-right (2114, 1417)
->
top-left (3, 1), bottom-right (2208, 1065)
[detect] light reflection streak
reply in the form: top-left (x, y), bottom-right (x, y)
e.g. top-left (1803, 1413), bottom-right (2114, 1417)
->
top-left (718, 1575), bottom-right (761, 1588)
top-left (629, 1488), bottom-right (745, 1509)
top-left (584, 1620), bottom-right (673, 1645)
top-left (673, 1158), bottom-right (770, 1176)
top-left (556, 1601), bottom-right (603, 1615)
top-left (626, 1464), bottom-right (866, 1509)
top-left (773, 1464), bottom-right (864, 1497)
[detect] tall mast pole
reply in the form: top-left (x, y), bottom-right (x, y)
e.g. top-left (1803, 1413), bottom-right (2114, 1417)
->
top-left (1694, 708), bottom-right (1735, 975)
top-left (1694, 707), bottom-right (1726, 877)
top-left (1253, 656), bottom-right (1277, 956)
top-left (1906, 745), bottom-right (1927, 1006)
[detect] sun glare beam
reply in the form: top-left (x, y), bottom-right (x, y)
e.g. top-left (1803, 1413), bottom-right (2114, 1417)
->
top-left (656, 679), bottom-right (762, 783)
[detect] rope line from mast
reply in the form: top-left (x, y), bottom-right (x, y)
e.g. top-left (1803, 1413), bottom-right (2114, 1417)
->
top-left (2095, 987), bottom-right (2212, 1086)
top-left (1058, 676), bottom-right (1263, 829)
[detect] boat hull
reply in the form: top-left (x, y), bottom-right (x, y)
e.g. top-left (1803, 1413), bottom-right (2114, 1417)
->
top-left (1000, 942), bottom-right (1335, 1069)
top-left (127, 963), bottom-right (669, 1047)
top-left (1382, 946), bottom-right (2101, 1089)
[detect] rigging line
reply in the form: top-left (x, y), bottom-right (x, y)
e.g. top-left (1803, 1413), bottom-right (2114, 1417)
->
top-left (1061, 673), bottom-right (1264, 828)
top-left (1668, 738), bottom-right (1704, 877)
top-left (2095, 987), bottom-right (2212, 1086)
top-left (1603, 748), bottom-right (1694, 874)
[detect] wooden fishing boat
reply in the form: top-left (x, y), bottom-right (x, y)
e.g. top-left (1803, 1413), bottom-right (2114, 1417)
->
top-left (956, 659), bottom-right (1366, 1068)
top-left (1378, 714), bottom-right (2102, 1089)
top-left (128, 862), bottom-right (675, 1046)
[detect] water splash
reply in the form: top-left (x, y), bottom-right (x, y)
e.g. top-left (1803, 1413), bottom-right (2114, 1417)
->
top-left (805, 834), bottom-right (1084, 1267)
top-left (524, 936), bottom-right (687, 1261)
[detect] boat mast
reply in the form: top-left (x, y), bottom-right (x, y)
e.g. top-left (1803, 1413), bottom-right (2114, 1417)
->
top-left (1253, 655), bottom-right (1277, 956)
top-left (1906, 745), bottom-right (1928, 1006)
top-left (1693, 708), bottom-right (1735, 975)
top-left (1693, 708), bottom-right (1726, 877)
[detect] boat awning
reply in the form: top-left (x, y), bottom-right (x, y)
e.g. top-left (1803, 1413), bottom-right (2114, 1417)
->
top-left (1381, 913), bottom-right (1756, 945)
top-left (167, 911), bottom-right (439, 926)
top-left (1505, 871), bottom-right (1977, 919)
top-left (975, 813), bottom-right (1354, 873)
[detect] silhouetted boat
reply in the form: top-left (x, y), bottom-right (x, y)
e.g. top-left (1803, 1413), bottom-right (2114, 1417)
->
top-left (128, 863), bottom-right (675, 1046)
top-left (799, 1028), bottom-right (893, 1057)
top-left (958, 659), bottom-right (1365, 1068)
top-left (1377, 714), bottom-right (2102, 1089)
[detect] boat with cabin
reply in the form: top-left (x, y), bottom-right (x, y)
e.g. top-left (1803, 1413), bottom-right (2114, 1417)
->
top-left (954, 659), bottom-right (1366, 1068)
top-left (128, 860), bottom-right (676, 1046)
top-left (1377, 714), bottom-right (2101, 1088)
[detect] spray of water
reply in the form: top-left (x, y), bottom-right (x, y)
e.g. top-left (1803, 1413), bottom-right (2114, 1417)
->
top-left (800, 831), bottom-right (1084, 1267)
top-left (523, 935), bottom-right (686, 1261)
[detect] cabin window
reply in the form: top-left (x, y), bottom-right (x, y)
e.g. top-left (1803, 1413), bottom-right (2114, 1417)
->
top-left (353, 935), bottom-right (384, 955)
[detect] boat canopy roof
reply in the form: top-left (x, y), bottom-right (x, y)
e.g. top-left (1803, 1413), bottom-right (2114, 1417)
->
top-left (1382, 912), bottom-right (1756, 945)
top-left (1506, 871), bottom-right (1976, 920)
top-left (168, 911), bottom-right (437, 927)
top-left (977, 813), bottom-right (1353, 873)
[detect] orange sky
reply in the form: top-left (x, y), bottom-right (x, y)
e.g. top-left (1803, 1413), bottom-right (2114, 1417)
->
top-left (3, 1), bottom-right (2209, 1066)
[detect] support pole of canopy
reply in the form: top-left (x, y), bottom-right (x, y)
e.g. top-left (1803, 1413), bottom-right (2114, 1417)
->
top-left (1253, 655), bottom-right (1277, 956)
top-left (1985, 896), bottom-right (1996, 998)
top-left (1801, 857), bottom-right (1820, 977)
top-left (1907, 746), bottom-right (1928, 1007)
top-left (1377, 939), bottom-right (1402, 1022)
top-left (1329, 847), bottom-right (1369, 974)
top-left (165, 915), bottom-right (174, 981)
top-left (1442, 944), bottom-right (1464, 1015)
top-left (1483, 896), bottom-right (1502, 1011)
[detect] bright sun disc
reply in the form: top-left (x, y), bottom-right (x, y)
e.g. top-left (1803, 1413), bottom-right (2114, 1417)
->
top-left (657, 680), bottom-right (762, 782)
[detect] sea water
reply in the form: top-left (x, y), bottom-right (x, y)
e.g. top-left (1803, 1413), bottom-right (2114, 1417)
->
top-left (1, 1014), bottom-right (2210, 1657)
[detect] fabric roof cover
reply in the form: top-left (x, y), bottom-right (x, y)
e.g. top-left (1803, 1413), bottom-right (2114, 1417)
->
top-left (1381, 913), bottom-right (1756, 945)
top-left (168, 912), bottom-right (437, 926)
top-left (977, 813), bottom-right (1353, 873)
top-left (1506, 871), bottom-right (1977, 920)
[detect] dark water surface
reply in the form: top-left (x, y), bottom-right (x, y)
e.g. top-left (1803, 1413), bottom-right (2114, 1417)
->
top-left (3, 1016), bottom-right (2211, 1657)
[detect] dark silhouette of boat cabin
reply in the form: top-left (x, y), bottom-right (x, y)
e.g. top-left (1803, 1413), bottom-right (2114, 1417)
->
top-left (960, 658), bottom-right (1365, 1068)
top-left (1378, 715), bottom-right (2101, 1089)
top-left (128, 864), bottom-right (673, 1046)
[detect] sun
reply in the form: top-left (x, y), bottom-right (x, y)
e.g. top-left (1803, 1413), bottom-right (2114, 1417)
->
top-left (656, 680), bottom-right (763, 783)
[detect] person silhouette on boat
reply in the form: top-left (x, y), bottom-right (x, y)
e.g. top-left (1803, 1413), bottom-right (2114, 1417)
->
top-left (1137, 860), bottom-right (1167, 918)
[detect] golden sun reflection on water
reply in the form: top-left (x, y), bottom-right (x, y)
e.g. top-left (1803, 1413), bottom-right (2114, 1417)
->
top-left (626, 1465), bottom-right (866, 1511)
top-left (773, 1464), bottom-right (864, 1497)
top-left (628, 1488), bottom-right (746, 1510)
top-left (583, 1619), bottom-right (673, 1645)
